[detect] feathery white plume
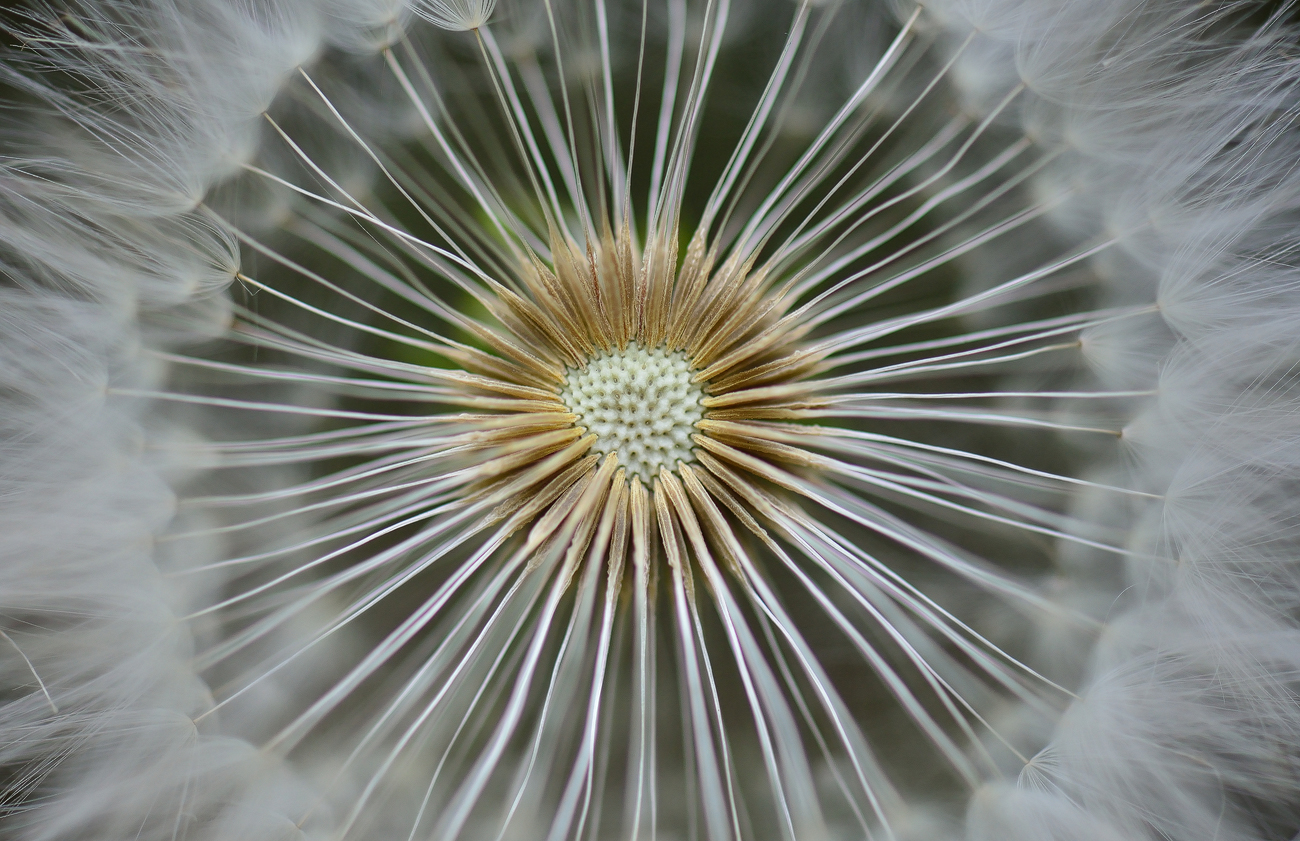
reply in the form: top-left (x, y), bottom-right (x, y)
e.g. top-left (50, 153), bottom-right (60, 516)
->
top-left (411, 0), bottom-right (495, 30)
top-left (1, 0), bottom-right (1297, 839)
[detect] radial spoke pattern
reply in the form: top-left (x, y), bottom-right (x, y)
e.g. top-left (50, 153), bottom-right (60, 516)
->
top-left (142, 1), bottom-right (1156, 837)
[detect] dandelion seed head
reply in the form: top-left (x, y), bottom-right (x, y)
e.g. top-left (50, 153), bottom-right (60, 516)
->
top-left (560, 342), bottom-right (704, 481)
top-left (6, 0), bottom-right (1300, 839)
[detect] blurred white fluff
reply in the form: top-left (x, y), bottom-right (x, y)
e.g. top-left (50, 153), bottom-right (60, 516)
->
top-left (0, 1), bottom-right (1297, 840)
top-left (926, 1), bottom-right (1300, 838)
top-left (0, 1), bottom-right (342, 837)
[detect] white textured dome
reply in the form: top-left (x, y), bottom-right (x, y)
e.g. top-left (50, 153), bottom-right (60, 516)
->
top-left (560, 343), bottom-right (703, 480)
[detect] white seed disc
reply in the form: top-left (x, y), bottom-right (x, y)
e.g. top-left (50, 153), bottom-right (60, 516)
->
top-left (560, 342), bottom-right (705, 480)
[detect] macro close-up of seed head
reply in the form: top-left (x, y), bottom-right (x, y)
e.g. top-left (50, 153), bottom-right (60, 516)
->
top-left (1, 0), bottom-right (1299, 839)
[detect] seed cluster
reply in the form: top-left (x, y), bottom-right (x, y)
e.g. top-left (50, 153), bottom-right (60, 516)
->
top-left (560, 342), bottom-right (705, 480)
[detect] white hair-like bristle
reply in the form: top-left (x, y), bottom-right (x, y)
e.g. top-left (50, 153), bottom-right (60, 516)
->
top-left (924, 0), bottom-right (1300, 837)
top-left (0, 2), bottom-right (341, 838)
top-left (411, 0), bottom-right (495, 31)
top-left (1, 0), bottom-right (1297, 839)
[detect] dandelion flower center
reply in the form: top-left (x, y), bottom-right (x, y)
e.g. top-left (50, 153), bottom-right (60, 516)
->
top-left (69, 0), bottom-right (1209, 836)
top-left (560, 342), bottom-right (704, 480)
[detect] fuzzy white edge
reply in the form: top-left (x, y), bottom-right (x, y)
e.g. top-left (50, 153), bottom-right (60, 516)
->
top-left (0, 0), bottom-right (1297, 839)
